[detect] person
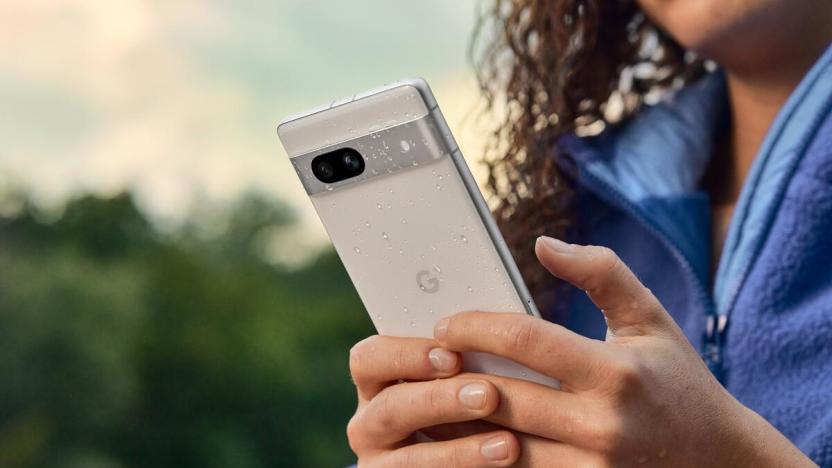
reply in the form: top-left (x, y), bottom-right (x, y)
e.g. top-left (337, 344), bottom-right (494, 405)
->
top-left (346, 0), bottom-right (832, 466)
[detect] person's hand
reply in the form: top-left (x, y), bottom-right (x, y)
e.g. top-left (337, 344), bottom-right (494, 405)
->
top-left (426, 237), bottom-right (815, 467)
top-left (346, 237), bottom-right (815, 467)
top-left (346, 333), bottom-right (520, 467)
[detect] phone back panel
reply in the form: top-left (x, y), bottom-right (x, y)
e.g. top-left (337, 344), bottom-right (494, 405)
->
top-left (311, 152), bottom-right (525, 338)
top-left (278, 80), bottom-right (556, 386)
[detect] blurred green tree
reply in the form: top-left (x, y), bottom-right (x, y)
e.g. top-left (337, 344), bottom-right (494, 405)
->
top-left (0, 192), bottom-right (372, 468)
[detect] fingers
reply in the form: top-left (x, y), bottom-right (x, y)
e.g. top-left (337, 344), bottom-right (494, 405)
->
top-left (348, 377), bottom-right (500, 451)
top-left (514, 434), bottom-right (602, 468)
top-left (368, 431), bottom-right (520, 468)
top-left (478, 373), bottom-right (599, 449)
top-left (535, 236), bottom-right (673, 335)
top-left (366, 431), bottom-right (599, 468)
top-left (434, 311), bottom-right (609, 389)
top-left (350, 335), bottom-right (461, 401)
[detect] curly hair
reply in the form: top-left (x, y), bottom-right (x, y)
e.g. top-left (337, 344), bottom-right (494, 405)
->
top-left (472, 0), bottom-right (705, 308)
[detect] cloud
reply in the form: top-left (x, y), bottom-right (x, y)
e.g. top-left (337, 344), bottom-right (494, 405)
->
top-left (0, 0), bottom-right (484, 260)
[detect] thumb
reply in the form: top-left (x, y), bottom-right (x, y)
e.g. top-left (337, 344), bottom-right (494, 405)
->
top-left (534, 236), bottom-right (673, 336)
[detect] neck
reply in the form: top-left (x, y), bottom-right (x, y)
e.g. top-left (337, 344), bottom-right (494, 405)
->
top-left (721, 38), bottom-right (831, 200)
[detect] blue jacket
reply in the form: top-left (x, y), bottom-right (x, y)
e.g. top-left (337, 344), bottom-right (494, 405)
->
top-left (555, 42), bottom-right (832, 465)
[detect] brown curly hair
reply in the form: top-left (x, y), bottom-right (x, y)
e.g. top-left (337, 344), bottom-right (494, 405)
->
top-left (472, 0), bottom-right (706, 308)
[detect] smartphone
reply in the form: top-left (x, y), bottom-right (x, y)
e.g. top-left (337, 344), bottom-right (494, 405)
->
top-left (277, 78), bottom-right (557, 387)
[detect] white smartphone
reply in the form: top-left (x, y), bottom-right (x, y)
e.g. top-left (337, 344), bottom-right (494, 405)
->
top-left (277, 78), bottom-right (557, 387)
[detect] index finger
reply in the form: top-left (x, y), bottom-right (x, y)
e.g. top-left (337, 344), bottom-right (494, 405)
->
top-left (350, 335), bottom-right (462, 402)
top-left (433, 312), bottom-right (610, 390)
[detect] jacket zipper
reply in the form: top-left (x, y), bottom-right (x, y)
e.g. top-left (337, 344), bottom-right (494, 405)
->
top-left (576, 168), bottom-right (724, 379)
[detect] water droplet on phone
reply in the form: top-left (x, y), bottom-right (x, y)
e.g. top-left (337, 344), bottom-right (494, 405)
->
top-left (353, 246), bottom-right (361, 254)
top-left (461, 235), bottom-right (468, 243)
top-left (399, 140), bottom-right (411, 153)
top-left (398, 249), bottom-right (404, 255)
top-left (376, 203), bottom-right (383, 210)
top-left (467, 285), bottom-right (473, 293)
top-left (371, 168), bottom-right (379, 175)
top-left (437, 174), bottom-right (444, 180)
top-left (433, 265), bottom-right (441, 274)
top-left (409, 320), bottom-right (416, 327)
top-left (364, 221), bottom-right (371, 228)
top-left (637, 456), bottom-right (648, 464)
top-left (382, 232), bottom-right (389, 240)
top-left (325, 185), bottom-right (333, 191)
top-left (435, 184), bottom-right (442, 190)
top-left (401, 218), bottom-right (407, 224)
top-left (428, 308), bottom-right (434, 315)
top-left (403, 306), bottom-right (409, 313)
top-left (411, 160), bottom-right (419, 167)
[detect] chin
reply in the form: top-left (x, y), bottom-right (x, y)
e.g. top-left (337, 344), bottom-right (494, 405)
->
top-left (638, 0), bottom-right (786, 61)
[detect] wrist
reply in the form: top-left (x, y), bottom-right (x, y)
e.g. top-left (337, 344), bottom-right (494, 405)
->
top-left (714, 400), bottom-right (815, 467)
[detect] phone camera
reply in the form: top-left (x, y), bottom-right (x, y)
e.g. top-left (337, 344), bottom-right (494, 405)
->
top-left (311, 148), bottom-right (365, 184)
top-left (313, 161), bottom-right (336, 181)
top-left (342, 152), bottom-right (363, 173)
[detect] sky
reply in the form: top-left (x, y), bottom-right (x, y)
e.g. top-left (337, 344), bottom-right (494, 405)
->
top-left (0, 0), bottom-right (492, 264)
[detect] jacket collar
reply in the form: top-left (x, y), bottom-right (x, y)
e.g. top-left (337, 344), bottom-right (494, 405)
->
top-left (559, 71), bottom-right (729, 203)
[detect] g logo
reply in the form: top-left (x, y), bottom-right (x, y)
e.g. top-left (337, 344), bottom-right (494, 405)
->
top-left (416, 270), bottom-right (440, 294)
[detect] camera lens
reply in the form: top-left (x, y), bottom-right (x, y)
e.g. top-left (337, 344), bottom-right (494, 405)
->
top-left (310, 148), bottom-right (364, 184)
top-left (342, 152), bottom-right (363, 173)
top-left (313, 161), bottom-right (335, 181)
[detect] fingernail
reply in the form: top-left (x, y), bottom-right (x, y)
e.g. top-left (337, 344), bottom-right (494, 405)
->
top-left (428, 348), bottom-right (457, 372)
top-left (458, 382), bottom-right (488, 409)
top-left (538, 236), bottom-right (575, 254)
top-left (480, 435), bottom-right (509, 461)
top-left (434, 318), bottom-right (449, 340)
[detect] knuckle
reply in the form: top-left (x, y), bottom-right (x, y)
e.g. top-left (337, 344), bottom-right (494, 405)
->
top-left (585, 417), bottom-right (626, 454)
top-left (373, 389), bottom-right (398, 432)
top-left (346, 411), bottom-right (367, 453)
top-left (584, 246), bottom-right (621, 290)
top-left (448, 440), bottom-right (469, 468)
top-left (359, 387), bottom-right (398, 439)
top-left (505, 317), bottom-right (541, 353)
top-left (600, 358), bottom-right (643, 402)
top-left (424, 383), bottom-right (450, 418)
top-left (349, 336), bottom-right (377, 379)
top-left (397, 447), bottom-right (416, 468)
top-left (611, 359), bottom-right (641, 387)
top-left (391, 342), bottom-right (409, 371)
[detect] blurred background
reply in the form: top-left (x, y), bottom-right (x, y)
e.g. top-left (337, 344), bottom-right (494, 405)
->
top-left (0, 1), bottom-right (491, 467)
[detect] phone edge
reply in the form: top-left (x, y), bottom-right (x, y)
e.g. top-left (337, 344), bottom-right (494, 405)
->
top-left (406, 79), bottom-right (542, 319)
